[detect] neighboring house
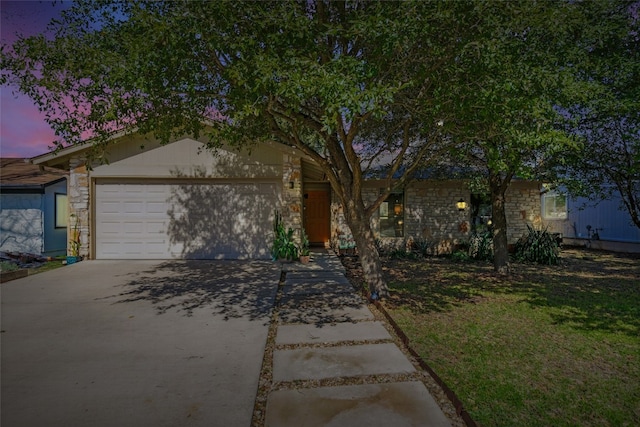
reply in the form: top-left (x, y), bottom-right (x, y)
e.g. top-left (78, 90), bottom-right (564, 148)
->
top-left (543, 187), bottom-right (640, 251)
top-left (0, 158), bottom-right (68, 256)
top-left (31, 133), bottom-right (542, 260)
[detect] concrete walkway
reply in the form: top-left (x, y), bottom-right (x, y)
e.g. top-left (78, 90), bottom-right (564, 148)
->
top-left (264, 250), bottom-right (453, 427)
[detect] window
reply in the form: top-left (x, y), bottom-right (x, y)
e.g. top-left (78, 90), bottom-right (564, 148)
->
top-left (379, 192), bottom-right (404, 237)
top-left (470, 193), bottom-right (492, 232)
top-left (55, 193), bottom-right (68, 228)
top-left (542, 192), bottom-right (567, 219)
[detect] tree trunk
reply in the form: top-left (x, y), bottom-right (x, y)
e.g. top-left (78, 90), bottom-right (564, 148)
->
top-left (489, 172), bottom-right (510, 274)
top-left (342, 201), bottom-right (387, 298)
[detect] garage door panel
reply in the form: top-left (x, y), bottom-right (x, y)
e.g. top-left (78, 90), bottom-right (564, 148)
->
top-left (146, 202), bottom-right (167, 215)
top-left (99, 201), bottom-right (121, 214)
top-left (123, 221), bottom-right (145, 234)
top-left (99, 221), bottom-right (121, 235)
top-left (123, 201), bottom-right (143, 213)
top-left (146, 221), bottom-right (166, 234)
top-left (96, 183), bottom-right (277, 259)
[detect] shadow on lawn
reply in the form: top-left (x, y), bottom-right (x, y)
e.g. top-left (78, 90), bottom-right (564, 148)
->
top-left (352, 252), bottom-right (640, 337)
top-left (108, 260), bottom-right (280, 321)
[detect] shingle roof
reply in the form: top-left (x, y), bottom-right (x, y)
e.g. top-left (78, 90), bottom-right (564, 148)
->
top-left (0, 158), bottom-right (68, 188)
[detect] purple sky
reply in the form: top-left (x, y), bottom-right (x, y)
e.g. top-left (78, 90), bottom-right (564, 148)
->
top-left (0, 1), bottom-right (69, 159)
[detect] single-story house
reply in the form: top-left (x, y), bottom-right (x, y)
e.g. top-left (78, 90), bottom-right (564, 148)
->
top-left (0, 158), bottom-right (68, 257)
top-left (31, 133), bottom-right (542, 259)
top-left (543, 187), bottom-right (640, 252)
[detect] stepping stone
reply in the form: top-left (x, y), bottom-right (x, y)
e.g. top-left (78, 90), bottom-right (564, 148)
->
top-left (273, 343), bottom-right (415, 382)
top-left (278, 293), bottom-right (373, 324)
top-left (282, 257), bottom-right (345, 273)
top-left (276, 321), bottom-right (392, 345)
top-left (286, 271), bottom-right (349, 281)
top-left (282, 279), bottom-right (354, 296)
top-left (265, 381), bottom-right (452, 427)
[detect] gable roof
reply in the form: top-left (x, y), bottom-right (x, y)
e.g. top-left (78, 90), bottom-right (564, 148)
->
top-left (0, 158), bottom-right (68, 191)
top-left (30, 127), bottom-right (312, 171)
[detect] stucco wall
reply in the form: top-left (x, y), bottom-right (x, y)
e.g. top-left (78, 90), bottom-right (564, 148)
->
top-left (0, 193), bottom-right (44, 254)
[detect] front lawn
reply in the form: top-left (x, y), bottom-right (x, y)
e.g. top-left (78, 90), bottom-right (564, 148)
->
top-left (354, 249), bottom-right (640, 426)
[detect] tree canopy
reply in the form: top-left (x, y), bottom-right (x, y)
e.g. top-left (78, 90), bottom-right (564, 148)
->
top-left (2, 0), bottom-right (637, 291)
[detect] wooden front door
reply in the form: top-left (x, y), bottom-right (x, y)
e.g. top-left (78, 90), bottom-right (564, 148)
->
top-left (304, 190), bottom-right (330, 246)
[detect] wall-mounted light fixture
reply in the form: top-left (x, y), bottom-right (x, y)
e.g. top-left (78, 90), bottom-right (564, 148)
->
top-left (456, 198), bottom-right (467, 211)
top-left (289, 181), bottom-right (295, 189)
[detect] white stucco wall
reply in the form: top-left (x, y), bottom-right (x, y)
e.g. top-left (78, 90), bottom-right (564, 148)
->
top-left (0, 194), bottom-right (44, 254)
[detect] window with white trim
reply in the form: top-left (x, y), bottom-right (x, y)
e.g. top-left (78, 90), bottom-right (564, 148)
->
top-left (542, 192), bottom-right (567, 219)
top-left (55, 193), bottom-right (68, 228)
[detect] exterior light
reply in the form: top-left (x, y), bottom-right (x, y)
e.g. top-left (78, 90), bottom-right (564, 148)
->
top-left (394, 203), bottom-right (402, 215)
top-left (289, 181), bottom-right (295, 189)
top-left (456, 198), bottom-right (467, 211)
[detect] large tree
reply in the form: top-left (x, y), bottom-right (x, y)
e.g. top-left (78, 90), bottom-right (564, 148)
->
top-left (430, 0), bottom-right (637, 272)
top-left (2, 1), bottom-right (464, 295)
top-left (556, 1), bottom-right (640, 230)
top-left (559, 114), bottom-right (640, 230)
top-left (2, 1), bottom-right (634, 288)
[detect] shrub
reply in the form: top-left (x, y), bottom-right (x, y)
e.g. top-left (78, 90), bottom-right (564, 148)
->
top-left (389, 248), bottom-right (419, 260)
top-left (375, 238), bottom-right (400, 257)
top-left (514, 225), bottom-right (560, 265)
top-left (450, 250), bottom-right (471, 262)
top-left (0, 261), bottom-right (19, 272)
top-left (410, 237), bottom-right (437, 257)
top-left (271, 210), bottom-right (298, 261)
top-left (468, 231), bottom-right (493, 261)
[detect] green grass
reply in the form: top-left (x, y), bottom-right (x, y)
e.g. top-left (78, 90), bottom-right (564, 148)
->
top-left (32, 259), bottom-right (66, 274)
top-left (0, 259), bottom-right (65, 275)
top-left (381, 250), bottom-right (640, 427)
top-left (0, 261), bottom-right (20, 272)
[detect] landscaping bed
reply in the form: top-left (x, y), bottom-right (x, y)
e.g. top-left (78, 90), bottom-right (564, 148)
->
top-left (341, 248), bottom-right (640, 427)
top-left (0, 253), bottom-right (66, 283)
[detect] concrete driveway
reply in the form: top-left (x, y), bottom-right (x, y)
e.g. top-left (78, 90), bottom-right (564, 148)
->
top-left (1, 260), bottom-right (280, 427)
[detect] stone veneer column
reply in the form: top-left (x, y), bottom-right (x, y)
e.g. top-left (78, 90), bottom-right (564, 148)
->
top-left (68, 156), bottom-right (91, 258)
top-left (281, 154), bottom-right (303, 243)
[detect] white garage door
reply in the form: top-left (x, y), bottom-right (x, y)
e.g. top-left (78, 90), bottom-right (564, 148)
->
top-left (95, 182), bottom-right (278, 259)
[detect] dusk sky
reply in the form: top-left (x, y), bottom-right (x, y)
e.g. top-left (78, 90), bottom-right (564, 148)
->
top-left (0, 1), bottom-right (69, 158)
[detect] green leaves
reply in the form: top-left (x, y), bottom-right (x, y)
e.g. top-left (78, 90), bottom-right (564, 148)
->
top-left (514, 225), bottom-right (561, 266)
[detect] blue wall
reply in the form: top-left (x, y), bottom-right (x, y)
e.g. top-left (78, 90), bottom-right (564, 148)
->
top-left (43, 180), bottom-right (68, 256)
top-left (0, 179), bottom-right (67, 256)
top-left (546, 193), bottom-right (640, 243)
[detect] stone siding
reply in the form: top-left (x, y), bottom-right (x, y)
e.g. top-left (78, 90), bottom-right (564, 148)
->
top-left (68, 156), bottom-right (90, 258)
top-left (504, 181), bottom-right (543, 242)
top-left (281, 154), bottom-right (303, 244)
top-left (329, 180), bottom-right (542, 254)
top-left (404, 183), bottom-right (470, 248)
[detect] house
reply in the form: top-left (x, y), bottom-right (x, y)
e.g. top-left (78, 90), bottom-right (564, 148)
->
top-left (31, 133), bottom-right (542, 260)
top-left (0, 158), bottom-right (68, 256)
top-left (543, 187), bottom-right (640, 252)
